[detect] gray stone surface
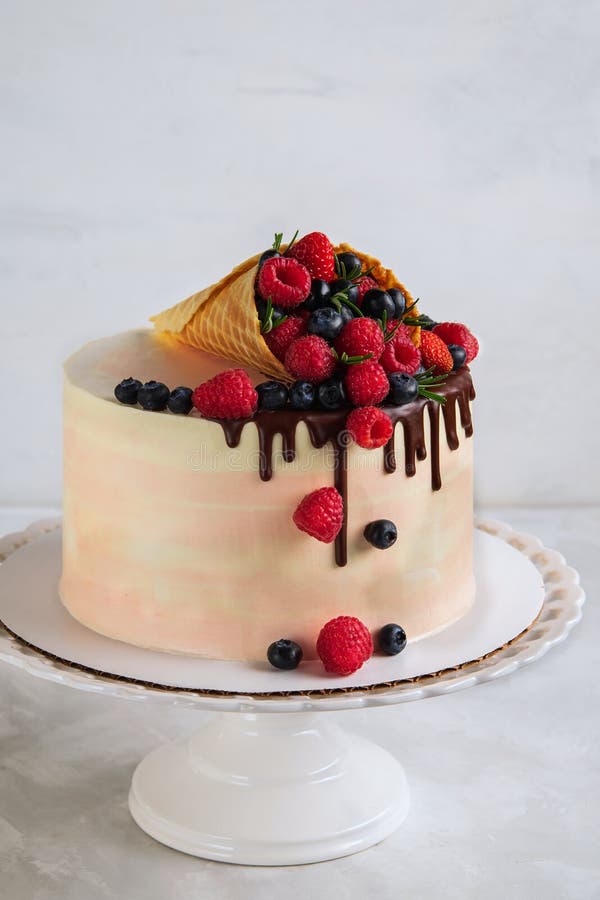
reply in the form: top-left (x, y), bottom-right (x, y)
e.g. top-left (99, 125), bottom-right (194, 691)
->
top-left (0, 506), bottom-right (598, 898)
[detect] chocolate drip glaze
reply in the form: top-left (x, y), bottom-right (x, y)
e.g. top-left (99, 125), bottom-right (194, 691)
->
top-left (209, 368), bottom-right (474, 567)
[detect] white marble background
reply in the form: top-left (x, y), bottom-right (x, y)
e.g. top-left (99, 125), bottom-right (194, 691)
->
top-left (1, 0), bottom-right (599, 507)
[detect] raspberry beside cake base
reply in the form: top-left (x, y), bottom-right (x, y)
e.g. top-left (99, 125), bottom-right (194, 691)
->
top-left (60, 329), bottom-right (475, 661)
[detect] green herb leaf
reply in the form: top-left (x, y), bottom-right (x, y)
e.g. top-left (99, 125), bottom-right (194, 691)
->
top-left (283, 229), bottom-right (299, 255)
top-left (259, 297), bottom-right (289, 334)
top-left (418, 386), bottom-right (446, 405)
top-left (272, 233), bottom-right (283, 252)
top-left (339, 351), bottom-right (373, 365)
top-left (383, 319), bottom-right (404, 343)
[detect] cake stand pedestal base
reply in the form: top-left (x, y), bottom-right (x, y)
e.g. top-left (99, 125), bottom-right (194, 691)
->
top-left (129, 711), bottom-right (409, 865)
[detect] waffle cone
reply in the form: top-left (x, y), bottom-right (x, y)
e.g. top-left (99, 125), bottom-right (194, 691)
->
top-left (151, 243), bottom-right (419, 381)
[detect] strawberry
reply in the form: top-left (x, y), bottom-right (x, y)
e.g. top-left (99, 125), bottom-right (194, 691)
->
top-left (287, 232), bottom-right (336, 281)
top-left (419, 331), bottom-right (454, 375)
top-left (346, 407), bottom-right (393, 449)
top-left (257, 257), bottom-right (311, 308)
top-left (284, 335), bottom-right (336, 384)
top-left (316, 616), bottom-right (373, 676)
top-left (433, 322), bottom-right (479, 363)
top-left (293, 487), bottom-right (343, 543)
top-left (192, 369), bottom-right (257, 420)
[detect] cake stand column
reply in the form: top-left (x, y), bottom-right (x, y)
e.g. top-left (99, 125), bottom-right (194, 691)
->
top-left (128, 709), bottom-right (409, 865)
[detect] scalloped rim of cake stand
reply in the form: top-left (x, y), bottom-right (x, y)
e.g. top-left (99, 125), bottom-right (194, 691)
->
top-left (0, 517), bottom-right (584, 714)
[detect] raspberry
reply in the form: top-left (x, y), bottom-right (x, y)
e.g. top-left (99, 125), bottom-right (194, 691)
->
top-left (419, 331), bottom-right (454, 375)
top-left (356, 277), bottom-right (379, 304)
top-left (345, 361), bottom-right (389, 406)
top-left (284, 335), bottom-right (336, 384)
top-left (433, 322), bottom-right (479, 363)
top-left (257, 256), bottom-right (311, 308)
top-left (287, 231), bottom-right (335, 281)
top-left (335, 318), bottom-right (384, 362)
top-left (316, 616), bottom-right (373, 676)
top-left (346, 407), bottom-right (393, 449)
top-left (292, 487), bottom-right (343, 544)
top-left (263, 316), bottom-right (307, 361)
top-left (192, 369), bottom-right (258, 420)
top-left (380, 334), bottom-right (421, 374)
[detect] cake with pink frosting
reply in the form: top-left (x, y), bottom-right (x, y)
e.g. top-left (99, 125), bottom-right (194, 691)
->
top-left (60, 231), bottom-right (479, 676)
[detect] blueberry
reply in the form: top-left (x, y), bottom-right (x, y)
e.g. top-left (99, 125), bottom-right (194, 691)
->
top-left (339, 304), bottom-right (355, 326)
top-left (167, 386), bottom-right (193, 415)
top-left (329, 278), bottom-right (359, 304)
top-left (419, 315), bottom-right (438, 331)
top-left (137, 381), bottom-right (170, 411)
top-left (364, 519), bottom-right (397, 550)
top-left (258, 249), bottom-right (280, 269)
top-left (387, 287), bottom-right (406, 318)
top-left (267, 639), bottom-right (303, 670)
top-left (289, 381), bottom-right (315, 410)
top-left (362, 289), bottom-right (395, 320)
top-left (387, 373), bottom-right (418, 406)
top-left (378, 623), bottom-right (407, 655)
top-left (336, 251), bottom-right (361, 275)
top-left (307, 307), bottom-right (344, 341)
top-left (303, 279), bottom-right (331, 311)
top-left (448, 344), bottom-right (466, 370)
top-left (256, 297), bottom-right (286, 325)
top-left (256, 381), bottom-right (289, 411)
top-left (317, 377), bottom-right (347, 410)
top-left (114, 377), bottom-right (142, 405)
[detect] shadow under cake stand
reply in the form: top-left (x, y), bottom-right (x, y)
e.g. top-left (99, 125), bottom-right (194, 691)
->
top-left (0, 519), bottom-right (584, 866)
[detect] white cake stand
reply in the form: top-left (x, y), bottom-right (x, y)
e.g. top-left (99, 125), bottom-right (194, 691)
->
top-left (0, 519), bottom-right (584, 866)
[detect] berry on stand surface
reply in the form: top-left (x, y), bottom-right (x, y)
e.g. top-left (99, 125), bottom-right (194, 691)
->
top-left (267, 639), bottom-right (303, 670)
top-left (378, 623), bottom-right (407, 655)
top-left (316, 616), bottom-right (373, 676)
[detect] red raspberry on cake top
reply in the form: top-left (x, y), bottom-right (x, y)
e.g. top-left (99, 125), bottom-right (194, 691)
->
top-left (263, 316), bottom-right (307, 362)
top-left (284, 335), bottom-right (336, 384)
top-left (380, 333), bottom-right (421, 375)
top-left (346, 407), bottom-right (393, 449)
top-left (293, 487), bottom-right (343, 543)
top-left (192, 369), bottom-right (257, 420)
top-left (335, 318), bottom-right (384, 362)
top-left (345, 361), bottom-right (389, 406)
top-left (257, 256), bottom-right (311, 308)
top-left (433, 322), bottom-right (479, 363)
top-left (286, 231), bottom-right (336, 281)
top-left (316, 616), bottom-right (373, 675)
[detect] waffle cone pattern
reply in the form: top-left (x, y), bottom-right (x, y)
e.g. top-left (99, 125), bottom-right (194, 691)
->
top-left (151, 243), bottom-right (420, 381)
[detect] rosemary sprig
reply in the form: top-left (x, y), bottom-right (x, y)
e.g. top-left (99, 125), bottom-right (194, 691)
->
top-left (330, 291), bottom-right (364, 317)
top-left (401, 297), bottom-right (420, 319)
top-left (383, 318), bottom-right (404, 342)
top-left (282, 229), bottom-right (299, 254)
top-left (332, 348), bottom-right (373, 365)
top-left (418, 387), bottom-right (446, 405)
top-left (415, 367), bottom-right (447, 385)
top-left (259, 297), bottom-right (288, 334)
